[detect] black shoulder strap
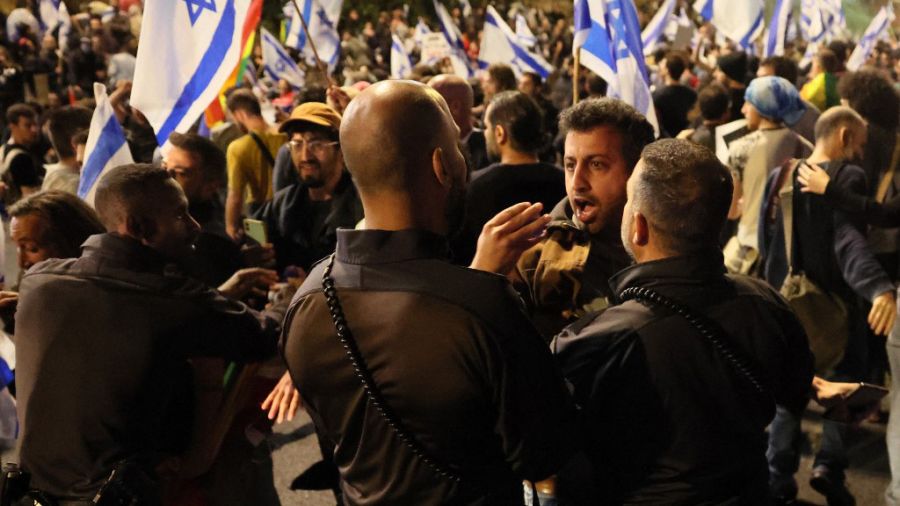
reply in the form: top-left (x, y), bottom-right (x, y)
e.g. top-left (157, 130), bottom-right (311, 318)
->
top-left (320, 254), bottom-right (464, 484)
top-left (249, 132), bottom-right (276, 169)
top-left (619, 286), bottom-right (772, 401)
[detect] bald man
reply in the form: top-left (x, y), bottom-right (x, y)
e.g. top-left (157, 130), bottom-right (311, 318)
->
top-left (430, 73), bottom-right (489, 171)
top-left (281, 81), bottom-right (576, 505)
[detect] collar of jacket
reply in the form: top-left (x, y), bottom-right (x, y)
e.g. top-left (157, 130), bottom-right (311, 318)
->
top-left (81, 233), bottom-right (178, 274)
top-left (608, 249), bottom-right (727, 303)
top-left (547, 197), bottom-right (588, 236)
top-left (335, 228), bottom-right (450, 265)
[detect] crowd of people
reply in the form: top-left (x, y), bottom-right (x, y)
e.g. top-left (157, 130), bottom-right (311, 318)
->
top-left (0, 0), bottom-right (898, 505)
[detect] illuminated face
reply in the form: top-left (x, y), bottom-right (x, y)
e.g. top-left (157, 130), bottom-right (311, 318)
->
top-left (288, 130), bottom-right (342, 189)
top-left (142, 182), bottom-right (201, 260)
top-left (563, 125), bottom-right (630, 235)
top-left (11, 214), bottom-right (59, 269)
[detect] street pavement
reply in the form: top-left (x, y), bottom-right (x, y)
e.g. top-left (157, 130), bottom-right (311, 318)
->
top-left (271, 403), bottom-right (892, 506)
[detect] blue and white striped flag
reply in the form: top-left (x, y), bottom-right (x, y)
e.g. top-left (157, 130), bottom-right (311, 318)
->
top-left (516, 13), bottom-right (537, 48)
top-left (846, 5), bottom-right (893, 71)
top-left (261, 27), bottom-right (304, 89)
top-left (641, 0), bottom-right (676, 56)
top-left (821, 0), bottom-right (846, 39)
top-left (78, 83), bottom-right (134, 205)
top-left (480, 6), bottom-right (553, 79)
top-left (131, 0), bottom-right (255, 147)
top-left (57, 1), bottom-right (72, 52)
top-left (285, 0), bottom-right (343, 72)
top-left (414, 18), bottom-right (431, 48)
top-left (693, 0), bottom-right (764, 50)
top-left (39, 0), bottom-right (61, 32)
top-left (459, 0), bottom-right (472, 18)
top-left (391, 34), bottom-right (413, 79)
top-left (433, 0), bottom-right (473, 78)
top-left (764, 0), bottom-right (792, 58)
top-left (574, 0), bottom-right (659, 135)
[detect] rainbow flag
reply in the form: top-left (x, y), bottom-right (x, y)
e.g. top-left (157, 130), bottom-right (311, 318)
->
top-left (204, 0), bottom-right (263, 129)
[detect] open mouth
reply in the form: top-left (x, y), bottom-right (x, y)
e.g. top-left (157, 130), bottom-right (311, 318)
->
top-left (573, 197), bottom-right (599, 224)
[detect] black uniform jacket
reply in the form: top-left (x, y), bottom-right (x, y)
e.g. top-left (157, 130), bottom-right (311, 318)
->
top-left (553, 250), bottom-right (814, 505)
top-left (282, 228), bottom-right (579, 505)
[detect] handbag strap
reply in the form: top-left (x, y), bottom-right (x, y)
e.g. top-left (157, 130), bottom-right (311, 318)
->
top-left (774, 159), bottom-right (800, 272)
top-left (619, 286), bottom-right (771, 400)
top-left (321, 254), bottom-right (463, 483)
top-left (249, 132), bottom-right (276, 169)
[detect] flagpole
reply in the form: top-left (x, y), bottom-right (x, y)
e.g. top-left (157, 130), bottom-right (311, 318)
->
top-left (573, 48), bottom-right (580, 106)
top-left (289, 0), bottom-right (335, 88)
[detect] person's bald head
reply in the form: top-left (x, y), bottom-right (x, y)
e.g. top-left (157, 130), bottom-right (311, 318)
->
top-left (429, 74), bottom-right (474, 137)
top-left (342, 80), bottom-right (463, 193)
top-left (341, 80), bottom-right (468, 234)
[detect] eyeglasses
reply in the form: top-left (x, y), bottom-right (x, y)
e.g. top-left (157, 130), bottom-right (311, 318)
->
top-left (289, 139), bottom-right (338, 154)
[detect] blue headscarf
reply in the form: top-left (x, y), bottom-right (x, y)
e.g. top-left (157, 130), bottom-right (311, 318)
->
top-left (744, 76), bottom-right (806, 125)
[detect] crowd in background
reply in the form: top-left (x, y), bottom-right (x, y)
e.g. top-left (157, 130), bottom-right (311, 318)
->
top-left (0, 0), bottom-right (898, 505)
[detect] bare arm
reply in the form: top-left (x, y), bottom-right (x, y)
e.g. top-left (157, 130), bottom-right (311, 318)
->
top-left (225, 187), bottom-right (245, 242)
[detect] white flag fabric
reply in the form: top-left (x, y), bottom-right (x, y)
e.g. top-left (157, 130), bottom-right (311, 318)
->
top-left (847, 6), bottom-right (893, 71)
top-left (764, 0), bottom-right (792, 58)
top-left (459, 0), bottom-right (472, 19)
top-left (78, 83), bottom-right (134, 205)
top-left (39, 0), bottom-right (61, 32)
top-left (131, 0), bottom-right (253, 147)
top-left (480, 6), bottom-right (553, 79)
top-left (58, 1), bottom-right (72, 52)
top-left (285, 0), bottom-right (343, 72)
top-left (391, 34), bottom-right (413, 79)
top-left (261, 28), bottom-right (305, 89)
top-left (433, 0), bottom-right (473, 78)
top-left (574, 0), bottom-right (659, 135)
top-left (414, 18), bottom-right (431, 48)
top-left (693, 0), bottom-right (764, 50)
top-left (641, 0), bottom-right (676, 56)
top-left (515, 13), bottom-right (537, 48)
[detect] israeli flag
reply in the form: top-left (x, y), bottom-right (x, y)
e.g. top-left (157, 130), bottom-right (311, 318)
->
top-left (414, 18), bottom-right (431, 48)
top-left (460, 0), bottom-right (472, 18)
top-left (391, 34), bottom-right (413, 79)
top-left (39, 0), bottom-right (61, 32)
top-left (575, 0), bottom-right (659, 135)
top-left (516, 13), bottom-right (537, 48)
top-left (693, 0), bottom-right (764, 50)
top-left (641, 0), bottom-right (676, 56)
top-left (764, 0), bottom-right (792, 58)
top-left (131, 0), bottom-right (254, 147)
top-left (433, 0), bottom-right (473, 78)
top-left (57, 1), bottom-right (72, 52)
top-left (846, 5), bottom-right (893, 71)
top-left (285, 0), bottom-right (343, 72)
top-left (261, 27), bottom-right (304, 89)
top-left (480, 6), bottom-right (553, 79)
top-left (821, 0), bottom-right (846, 39)
top-left (78, 83), bottom-right (134, 205)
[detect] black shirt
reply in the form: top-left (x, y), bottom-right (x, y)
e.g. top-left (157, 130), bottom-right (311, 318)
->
top-left (652, 84), bottom-right (697, 137)
top-left (553, 251), bottom-right (813, 505)
top-left (453, 161), bottom-right (565, 264)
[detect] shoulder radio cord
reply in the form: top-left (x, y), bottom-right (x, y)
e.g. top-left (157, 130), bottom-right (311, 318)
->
top-left (619, 286), bottom-right (770, 397)
top-left (321, 254), bottom-right (463, 483)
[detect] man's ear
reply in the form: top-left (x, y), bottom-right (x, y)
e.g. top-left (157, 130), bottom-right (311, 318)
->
top-left (494, 124), bottom-right (507, 146)
top-left (125, 214), bottom-right (156, 243)
top-left (839, 126), bottom-right (852, 151)
top-left (432, 146), bottom-right (450, 188)
top-left (632, 211), bottom-right (650, 248)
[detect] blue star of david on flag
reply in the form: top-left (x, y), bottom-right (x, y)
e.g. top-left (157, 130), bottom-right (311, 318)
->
top-left (184, 0), bottom-right (216, 25)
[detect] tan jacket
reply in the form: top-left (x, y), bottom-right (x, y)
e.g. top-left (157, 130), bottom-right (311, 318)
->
top-left (516, 198), bottom-right (631, 340)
